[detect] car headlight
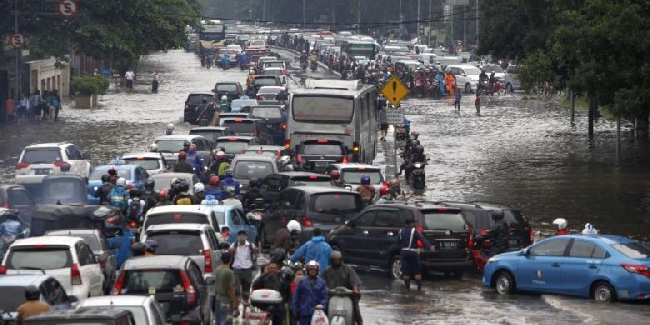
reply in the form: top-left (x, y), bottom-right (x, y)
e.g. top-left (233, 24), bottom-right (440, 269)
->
top-left (487, 256), bottom-right (499, 264)
top-left (93, 186), bottom-right (98, 191)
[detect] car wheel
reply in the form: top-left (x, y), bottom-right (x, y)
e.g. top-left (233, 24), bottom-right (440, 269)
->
top-left (494, 271), bottom-right (516, 295)
top-left (390, 255), bottom-right (402, 280)
top-left (592, 281), bottom-right (616, 302)
top-left (464, 83), bottom-right (471, 94)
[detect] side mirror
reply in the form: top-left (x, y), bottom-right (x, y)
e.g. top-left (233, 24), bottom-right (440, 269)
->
top-left (523, 247), bottom-right (531, 256)
top-left (67, 295), bottom-right (79, 304)
top-left (345, 220), bottom-right (355, 227)
top-left (97, 255), bottom-right (107, 263)
top-left (110, 242), bottom-right (121, 249)
top-left (205, 275), bottom-right (216, 285)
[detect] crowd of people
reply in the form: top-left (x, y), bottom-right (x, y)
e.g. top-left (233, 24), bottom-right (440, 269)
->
top-left (4, 89), bottom-right (62, 123)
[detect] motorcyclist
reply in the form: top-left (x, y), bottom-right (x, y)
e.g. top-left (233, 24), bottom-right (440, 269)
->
top-left (221, 54), bottom-right (231, 70)
top-left (252, 260), bottom-right (290, 325)
top-left (489, 71), bottom-right (497, 90)
top-left (322, 250), bottom-right (363, 325)
top-left (172, 179), bottom-right (194, 205)
top-left (149, 143), bottom-right (158, 152)
top-left (582, 223), bottom-right (598, 235)
top-left (173, 151), bottom-right (194, 174)
top-left (165, 123), bottom-right (174, 135)
top-left (193, 182), bottom-right (206, 203)
top-left (272, 219), bottom-right (301, 253)
top-left (479, 69), bottom-right (488, 91)
top-left (387, 177), bottom-right (402, 200)
top-left (290, 228), bottom-right (332, 276)
top-left (196, 99), bottom-right (214, 126)
top-left (291, 260), bottom-right (328, 325)
top-left (185, 143), bottom-right (204, 177)
top-left (95, 174), bottom-right (113, 205)
top-left (205, 176), bottom-right (226, 201)
top-left (16, 285), bottom-right (50, 324)
top-left (329, 170), bottom-right (345, 188)
top-left (180, 140), bottom-right (191, 153)
top-left (218, 95), bottom-right (231, 113)
top-left (356, 175), bottom-right (375, 207)
top-left (154, 189), bottom-right (172, 207)
top-left (488, 210), bottom-right (510, 255)
top-left (210, 151), bottom-right (231, 180)
top-left (242, 177), bottom-right (262, 210)
top-left (141, 179), bottom-right (157, 216)
top-left (552, 218), bottom-right (568, 236)
top-left (220, 168), bottom-right (241, 199)
top-left (300, 51), bottom-right (308, 64)
top-left (109, 177), bottom-right (129, 212)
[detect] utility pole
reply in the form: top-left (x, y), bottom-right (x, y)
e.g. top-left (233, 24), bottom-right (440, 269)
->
top-left (302, 0), bottom-right (305, 28)
top-left (262, 0), bottom-right (266, 22)
top-left (357, 0), bottom-right (361, 34)
top-left (417, 0), bottom-right (421, 42)
top-left (14, 0), bottom-right (20, 103)
top-left (463, 5), bottom-right (466, 45)
top-left (249, 0), bottom-right (253, 21)
top-left (399, 0), bottom-right (402, 38)
top-left (475, 0), bottom-right (479, 46)
top-left (428, 0), bottom-right (432, 46)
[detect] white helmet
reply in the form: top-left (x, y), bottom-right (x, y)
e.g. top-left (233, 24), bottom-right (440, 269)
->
top-left (287, 220), bottom-right (301, 233)
top-left (116, 177), bottom-right (126, 187)
top-left (149, 143), bottom-right (158, 152)
top-left (166, 123), bottom-right (174, 131)
top-left (582, 223), bottom-right (597, 235)
top-left (194, 182), bottom-right (205, 193)
top-left (220, 95), bottom-right (228, 101)
top-left (552, 218), bottom-right (567, 230)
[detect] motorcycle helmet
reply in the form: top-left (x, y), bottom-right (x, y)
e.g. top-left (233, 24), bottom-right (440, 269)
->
top-left (221, 95), bottom-right (228, 101)
top-left (280, 265), bottom-right (295, 282)
top-left (224, 168), bottom-right (233, 177)
top-left (215, 151), bottom-right (226, 161)
top-left (194, 182), bottom-right (205, 193)
top-left (209, 175), bottom-right (220, 186)
top-left (416, 145), bottom-right (424, 154)
top-left (249, 69), bottom-right (255, 74)
top-left (176, 179), bottom-right (190, 193)
top-left (249, 177), bottom-right (260, 188)
top-left (582, 223), bottom-right (597, 235)
top-left (145, 179), bottom-right (155, 191)
top-left (411, 140), bottom-right (420, 147)
top-left (149, 143), bottom-right (158, 152)
top-left (552, 218), bottom-right (567, 230)
top-left (178, 151), bottom-right (187, 160)
top-left (329, 170), bottom-right (340, 180)
top-left (306, 260), bottom-right (320, 273)
top-left (166, 123), bottom-right (174, 134)
top-left (24, 285), bottom-right (40, 301)
top-left (360, 175), bottom-right (371, 185)
top-left (287, 220), bottom-right (301, 233)
top-left (108, 165), bottom-right (118, 176)
top-left (159, 189), bottom-right (168, 201)
top-left (270, 248), bottom-right (286, 263)
top-left (116, 178), bottom-right (126, 187)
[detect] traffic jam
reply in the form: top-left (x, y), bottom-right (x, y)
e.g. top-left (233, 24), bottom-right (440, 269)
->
top-left (1, 22), bottom-right (649, 325)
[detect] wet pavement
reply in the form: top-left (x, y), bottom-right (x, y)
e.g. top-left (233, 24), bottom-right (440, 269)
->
top-left (2, 49), bottom-right (650, 323)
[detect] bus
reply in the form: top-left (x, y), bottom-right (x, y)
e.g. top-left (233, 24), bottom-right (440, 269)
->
top-left (286, 82), bottom-right (377, 163)
top-left (199, 20), bottom-right (226, 42)
top-left (341, 40), bottom-right (376, 60)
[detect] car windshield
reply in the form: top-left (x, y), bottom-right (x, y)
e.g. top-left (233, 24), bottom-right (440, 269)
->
top-left (189, 130), bottom-right (223, 143)
top-left (154, 140), bottom-right (187, 153)
top-left (20, 148), bottom-right (61, 164)
top-left (231, 100), bottom-right (258, 110)
top-left (188, 94), bottom-right (215, 105)
top-left (89, 169), bottom-right (131, 181)
top-left (251, 107), bottom-right (282, 119)
top-left (264, 62), bottom-right (283, 68)
top-left (484, 65), bottom-right (504, 73)
top-left (463, 67), bottom-right (481, 75)
top-left (0, 286), bottom-right (28, 311)
top-left (309, 193), bottom-right (360, 214)
top-left (121, 270), bottom-right (182, 294)
top-left (234, 161), bottom-right (274, 180)
top-left (6, 247), bottom-right (72, 270)
top-left (152, 176), bottom-right (192, 191)
top-left (422, 212), bottom-right (467, 231)
top-left (612, 242), bottom-right (650, 259)
top-left (289, 177), bottom-right (331, 187)
top-left (123, 158), bottom-right (161, 171)
top-left (242, 150), bottom-right (278, 158)
top-left (40, 179), bottom-right (86, 204)
top-left (255, 78), bottom-right (278, 86)
top-left (146, 230), bottom-right (204, 255)
top-left (341, 170), bottom-right (382, 184)
top-left (216, 141), bottom-right (249, 154)
top-left (145, 213), bottom-right (209, 227)
top-left (216, 84), bottom-right (237, 92)
top-left (302, 144), bottom-right (343, 155)
top-left (292, 96), bottom-right (354, 124)
top-left (221, 121), bottom-right (256, 134)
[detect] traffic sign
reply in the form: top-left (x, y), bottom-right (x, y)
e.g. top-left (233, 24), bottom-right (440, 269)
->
top-left (10, 33), bottom-right (25, 48)
top-left (385, 108), bottom-right (405, 125)
top-left (381, 75), bottom-right (409, 107)
top-left (58, 0), bottom-right (78, 18)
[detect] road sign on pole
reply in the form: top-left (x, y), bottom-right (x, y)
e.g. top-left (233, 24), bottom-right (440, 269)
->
top-left (380, 75), bottom-right (409, 107)
top-left (385, 109), bottom-right (405, 125)
top-left (58, 0), bottom-right (78, 18)
top-left (10, 33), bottom-right (25, 48)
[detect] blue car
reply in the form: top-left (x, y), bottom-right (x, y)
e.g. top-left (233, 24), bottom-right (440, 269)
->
top-left (87, 164), bottom-right (149, 204)
top-left (483, 234), bottom-right (650, 302)
top-left (200, 199), bottom-right (258, 244)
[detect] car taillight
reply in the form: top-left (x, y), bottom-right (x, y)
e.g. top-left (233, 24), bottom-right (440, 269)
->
top-left (296, 154), bottom-right (303, 165)
top-left (180, 270), bottom-right (197, 306)
top-left (111, 271), bottom-right (126, 295)
top-left (284, 139), bottom-right (291, 149)
top-left (281, 123), bottom-right (286, 130)
top-left (256, 95), bottom-right (263, 100)
top-left (99, 259), bottom-right (106, 267)
top-left (15, 163), bottom-right (30, 169)
top-left (467, 226), bottom-right (474, 248)
top-left (129, 220), bottom-right (137, 228)
top-left (53, 160), bottom-right (68, 167)
top-left (302, 216), bottom-right (313, 228)
top-left (204, 249), bottom-right (213, 274)
top-left (621, 264), bottom-right (650, 277)
top-left (71, 263), bottom-right (82, 285)
top-left (379, 182), bottom-right (389, 196)
top-left (342, 156), bottom-right (349, 163)
top-left (2, 203), bottom-right (9, 209)
top-left (0, 265), bottom-right (6, 274)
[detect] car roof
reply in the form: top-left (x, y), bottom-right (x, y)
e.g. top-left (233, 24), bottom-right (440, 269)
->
top-left (220, 117), bottom-right (260, 122)
top-left (46, 229), bottom-right (100, 236)
top-left (289, 185), bottom-right (360, 194)
top-left (121, 152), bottom-right (163, 159)
top-left (446, 64), bottom-right (480, 69)
top-left (0, 274), bottom-right (56, 287)
top-left (11, 235), bottom-right (83, 247)
top-left (331, 163), bottom-right (381, 171)
top-left (250, 105), bottom-right (283, 109)
top-left (80, 295), bottom-right (152, 307)
top-left (146, 204), bottom-right (211, 216)
top-left (190, 126), bottom-right (230, 131)
top-left (150, 172), bottom-right (195, 179)
top-left (216, 136), bottom-right (256, 140)
top-left (188, 92), bottom-right (215, 96)
top-left (232, 155), bottom-right (277, 163)
top-left (198, 202), bottom-right (239, 211)
top-left (26, 307), bottom-right (132, 320)
top-left (373, 200), bottom-right (461, 211)
top-left (145, 223), bottom-right (209, 232)
top-left (215, 81), bottom-right (241, 85)
top-left (93, 164), bottom-right (137, 171)
top-left (550, 234), bottom-right (631, 245)
top-left (259, 86), bottom-right (284, 90)
top-left (244, 145), bottom-right (284, 151)
top-left (123, 255), bottom-right (189, 270)
top-left (155, 135), bottom-right (206, 141)
top-left (24, 143), bottom-right (70, 149)
top-left (272, 172), bottom-right (329, 178)
top-left (42, 174), bottom-right (86, 181)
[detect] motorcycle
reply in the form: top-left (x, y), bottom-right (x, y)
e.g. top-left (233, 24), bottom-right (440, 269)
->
top-left (410, 161), bottom-right (426, 190)
top-left (327, 287), bottom-right (355, 325)
top-left (300, 61), bottom-right (308, 71)
top-left (490, 80), bottom-right (506, 96)
top-left (240, 61), bottom-right (250, 71)
top-left (245, 289), bottom-right (284, 325)
top-left (310, 61), bottom-right (318, 72)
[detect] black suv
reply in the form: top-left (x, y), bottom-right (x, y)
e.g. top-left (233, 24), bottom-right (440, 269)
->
top-left (249, 105), bottom-right (286, 146)
top-left (184, 92), bottom-right (217, 124)
top-left (112, 255), bottom-right (213, 324)
top-left (327, 201), bottom-right (472, 279)
top-left (213, 82), bottom-right (244, 102)
top-left (260, 186), bottom-right (363, 247)
top-left (259, 172), bottom-right (333, 203)
top-left (294, 139), bottom-right (348, 173)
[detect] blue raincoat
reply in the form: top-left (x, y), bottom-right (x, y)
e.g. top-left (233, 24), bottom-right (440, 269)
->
top-left (290, 236), bottom-right (332, 276)
top-left (291, 276), bottom-right (328, 317)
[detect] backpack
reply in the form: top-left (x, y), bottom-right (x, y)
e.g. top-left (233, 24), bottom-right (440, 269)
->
top-left (127, 199), bottom-right (142, 220)
top-left (217, 162), bottom-right (231, 176)
top-left (175, 196), bottom-right (193, 205)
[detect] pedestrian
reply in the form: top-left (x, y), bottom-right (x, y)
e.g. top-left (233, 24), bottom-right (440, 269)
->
top-left (290, 228), bottom-right (332, 276)
top-left (5, 96), bottom-right (14, 123)
top-left (291, 260), bottom-right (328, 325)
top-left (378, 103), bottom-right (388, 141)
top-left (41, 90), bottom-right (50, 121)
top-left (29, 90), bottom-right (41, 121)
top-left (53, 90), bottom-right (61, 121)
top-left (396, 216), bottom-right (435, 291)
top-left (228, 230), bottom-right (257, 306)
top-left (151, 70), bottom-right (160, 93)
top-left (215, 252), bottom-right (239, 325)
top-left (323, 251), bottom-right (363, 325)
top-left (125, 68), bottom-right (135, 92)
top-left (474, 93), bottom-right (481, 116)
top-left (454, 89), bottom-right (461, 111)
top-left (444, 72), bottom-right (455, 95)
top-left (18, 93), bottom-right (29, 123)
top-left (16, 285), bottom-right (51, 325)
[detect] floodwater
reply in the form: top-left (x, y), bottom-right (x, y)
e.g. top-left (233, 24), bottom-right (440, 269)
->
top-left (1, 49), bottom-right (650, 323)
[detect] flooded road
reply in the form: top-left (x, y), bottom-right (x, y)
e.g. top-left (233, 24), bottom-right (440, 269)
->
top-left (1, 49), bottom-right (650, 323)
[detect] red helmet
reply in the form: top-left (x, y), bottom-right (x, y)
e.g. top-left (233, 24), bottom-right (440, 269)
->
top-left (159, 189), bottom-right (167, 201)
top-left (178, 151), bottom-right (187, 160)
top-left (209, 175), bottom-right (219, 186)
top-left (329, 170), bottom-right (340, 180)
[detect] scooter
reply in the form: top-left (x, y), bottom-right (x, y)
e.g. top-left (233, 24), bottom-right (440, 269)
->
top-left (327, 287), bottom-right (354, 325)
top-left (310, 61), bottom-right (318, 72)
top-left (410, 162), bottom-right (426, 190)
top-left (300, 61), bottom-right (308, 71)
top-left (244, 289), bottom-right (284, 325)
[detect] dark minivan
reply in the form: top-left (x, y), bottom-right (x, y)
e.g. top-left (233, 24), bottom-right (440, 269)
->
top-left (294, 139), bottom-right (348, 173)
top-left (259, 172), bottom-right (333, 203)
top-left (184, 92), bottom-right (217, 124)
top-left (327, 201), bottom-right (473, 279)
top-left (260, 186), bottom-right (363, 247)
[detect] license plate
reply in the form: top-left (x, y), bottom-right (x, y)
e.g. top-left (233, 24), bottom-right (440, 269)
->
top-left (333, 310), bottom-right (347, 316)
top-left (438, 241), bottom-right (459, 250)
top-left (509, 239), bottom-right (520, 246)
top-left (33, 169), bottom-right (51, 175)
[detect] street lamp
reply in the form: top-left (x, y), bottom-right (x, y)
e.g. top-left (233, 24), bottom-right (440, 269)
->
top-left (302, 0), bottom-right (306, 28)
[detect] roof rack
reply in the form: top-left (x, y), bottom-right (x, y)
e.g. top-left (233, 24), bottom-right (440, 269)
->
top-left (469, 201), bottom-right (513, 209)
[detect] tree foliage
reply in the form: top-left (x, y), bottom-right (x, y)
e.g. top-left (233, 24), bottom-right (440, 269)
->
top-left (72, 75), bottom-right (110, 95)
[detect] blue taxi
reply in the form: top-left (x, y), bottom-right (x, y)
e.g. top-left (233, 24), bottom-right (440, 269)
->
top-left (200, 198), bottom-right (258, 244)
top-left (483, 234), bottom-right (650, 302)
top-left (87, 164), bottom-right (149, 204)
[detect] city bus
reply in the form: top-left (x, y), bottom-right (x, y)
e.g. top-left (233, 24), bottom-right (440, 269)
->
top-left (286, 82), bottom-right (377, 163)
top-left (340, 40), bottom-right (377, 60)
top-left (199, 20), bottom-right (226, 42)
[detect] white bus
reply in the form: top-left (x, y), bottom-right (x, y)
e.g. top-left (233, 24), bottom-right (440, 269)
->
top-left (286, 82), bottom-right (378, 163)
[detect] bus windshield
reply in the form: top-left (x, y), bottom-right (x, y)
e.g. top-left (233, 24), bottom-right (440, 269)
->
top-left (292, 96), bottom-right (354, 124)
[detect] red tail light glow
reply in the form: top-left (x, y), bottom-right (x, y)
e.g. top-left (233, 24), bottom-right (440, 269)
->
top-left (221, 230), bottom-right (230, 242)
top-left (71, 263), bottom-right (82, 285)
top-left (480, 229), bottom-right (487, 235)
top-left (111, 271), bottom-right (126, 295)
top-left (317, 139), bottom-right (328, 143)
top-left (129, 220), bottom-right (137, 228)
top-left (2, 203), bottom-right (9, 209)
top-left (281, 123), bottom-right (286, 130)
top-left (284, 139), bottom-right (291, 149)
top-left (0, 265), bottom-right (6, 274)
top-left (296, 154), bottom-right (303, 165)
top-left (342, 156), bottom-right (349, 164)
top-left (204, 249), bottom-right (213, 274)
top-left (53, 160), bottom-right (68, 167)
top-left (15, 163), bottom-right (30, 169)
top-left (309, 175), bottom-right (318, 179)
top-left (302, 216), bottom-right (313, 228)
top-left (180, 270), bottom-right (197, 305)
top-left (621, 264), bottom-right (650, 277)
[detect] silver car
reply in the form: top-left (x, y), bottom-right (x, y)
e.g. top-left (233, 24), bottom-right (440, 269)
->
top-left (504, 65), bottom-right (520, 92)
